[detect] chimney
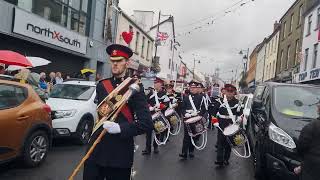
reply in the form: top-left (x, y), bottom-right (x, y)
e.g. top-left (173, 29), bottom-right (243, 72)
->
top-left (274, 21), bottom-right (281, 31)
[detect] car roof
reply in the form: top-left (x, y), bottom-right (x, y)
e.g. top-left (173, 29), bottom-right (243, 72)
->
top-left (260, 82), bottom-right (320, 89)
top-left (62, 80), bottom-right (96, 86)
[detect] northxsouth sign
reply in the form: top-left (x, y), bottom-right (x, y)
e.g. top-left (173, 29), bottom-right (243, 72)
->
top-left (26, 23), bottom-right (81, 48)
top-left (13, 8), bottom-right (87, 54)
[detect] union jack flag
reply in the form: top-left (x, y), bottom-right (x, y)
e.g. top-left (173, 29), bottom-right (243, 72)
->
top-left (156, 32), bottom-right (169, 41)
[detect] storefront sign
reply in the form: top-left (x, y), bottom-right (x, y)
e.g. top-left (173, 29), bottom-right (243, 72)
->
top-left (13, 8), bottom-right (87, 54)
top-left (298, 68), bottom-right (320, 82)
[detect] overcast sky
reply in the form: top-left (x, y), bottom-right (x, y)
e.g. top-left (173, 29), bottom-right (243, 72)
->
top-left (119, 0), bottom-right (295, 81)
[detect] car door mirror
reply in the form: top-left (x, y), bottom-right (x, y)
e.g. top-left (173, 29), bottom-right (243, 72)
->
top-left (252, 99), bottom-right (263, 110)
top-left (94, 98), bottom-right (98, 104)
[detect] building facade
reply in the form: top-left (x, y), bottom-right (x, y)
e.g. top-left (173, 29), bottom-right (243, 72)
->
top-left (264, 24), bottom-right (280, 82)
top-left (246, 44), bottom-right (260, 87)
top-left (1, 0), bottom-right (112, 78)
top-left (115, 10), bottom-right (154, 76)
top-left (276, 0), bottom-right (309, 82)
top-left (296, 0), bottom-right (320, 84)
top-left (256, 40), bottom-right (267, 84)
top-left (149, 16), bottom-right (178, 80)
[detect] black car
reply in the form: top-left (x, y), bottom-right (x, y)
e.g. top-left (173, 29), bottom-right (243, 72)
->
top-left (247, 82), bottom-right (320, 180)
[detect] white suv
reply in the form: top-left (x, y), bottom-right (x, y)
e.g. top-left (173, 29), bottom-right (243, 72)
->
top-left (46, 79), bottom-right (97, 145)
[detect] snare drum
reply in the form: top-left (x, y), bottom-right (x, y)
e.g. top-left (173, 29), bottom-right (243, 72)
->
top-left (152, 112), bottom-right (169, 134)
top-left (165, 108), bottom-right (180, 126)
top-left (223, 124), bottom-right (246, 147)
top-left (184, 116), bottom-right (207, 137)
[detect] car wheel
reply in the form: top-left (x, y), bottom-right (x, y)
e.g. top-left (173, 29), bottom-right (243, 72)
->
top-left (253, 143), bottom-right (267, 180)
top-left (23, 130), bottom-right (49, 167)
top-left (76, 118), bottom-right (93, 145)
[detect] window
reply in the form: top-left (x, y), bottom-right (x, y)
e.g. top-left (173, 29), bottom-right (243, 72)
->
top-left (280, 50), bottom-right (284, 70)
top-left (304, 48), bottom-right (309, 71)
top-left (135, 32), bottom-right (140, 54)
top-left (298, 4), bottom-right (303, 25)
top-left (307, 14), bottom-right (312, 35)
top-left (141, 36), bottom-right (146, 57)
top-left (312, 43), bottom-right (318, 68)
top-left (317, 8), bottom-right (320, 29)
top-left (294, 39), bottom-right (299, 65)
top-left (169, 59), bottom-right (171, 69)
top-left (0, 84), bottom-right (27, 110)
top-left (289, 13), bottom-right (294, 33)
top-left (286, 45), bottom-right (291, 69)
top-left (146, 41), bottom-right (150, 60)
top-left (28, 0), bottom-right (91, 36)
top-left (170, 40), bottom-right (173, 51)
top-left (50, 84), bottom-right (95, 100)
top-left (282, 22), bottom-right (287, 39)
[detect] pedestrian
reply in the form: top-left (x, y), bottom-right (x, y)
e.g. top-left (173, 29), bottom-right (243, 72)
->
top-left (83, 43), bottom-right (153, 180)
top-left (55, 72), bottom-right (63, 84)
top-left (179, 80), bottom-right (206, 159)
top-left (142, 77), bottom-right (170, 155)
top-left (213, 84), bottom-right (243, 168)
top-left (0, 63), bottom-right (5, 75)
top-left (49, 72), bottom-right (56, 85)
top-left (39, 72), bottom-right (48, 91)
top-left (294, 104), bottom-right (320, 180)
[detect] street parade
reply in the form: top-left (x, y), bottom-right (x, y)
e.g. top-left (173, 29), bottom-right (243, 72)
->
top-left (1, 0), bottom-right (320, 180)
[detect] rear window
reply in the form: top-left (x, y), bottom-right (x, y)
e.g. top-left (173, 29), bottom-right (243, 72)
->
top-left (0, 84), bottom-right (28, 110)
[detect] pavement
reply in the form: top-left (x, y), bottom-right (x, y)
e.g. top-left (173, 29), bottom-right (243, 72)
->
top-left (0, 129), bottom-right (255, 180)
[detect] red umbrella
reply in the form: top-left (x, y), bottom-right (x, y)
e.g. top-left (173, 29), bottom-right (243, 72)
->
top-left (0, 50), bottom-right (33, 67)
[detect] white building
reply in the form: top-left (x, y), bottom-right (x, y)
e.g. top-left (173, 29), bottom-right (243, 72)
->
top-left (296, 2), bottom-right (320, 84)
top-left (115, 10), bottom-right (154, 75)
top-left (264, 25), bottom-right (280, 82)
top-left (255, 39), bottom-right (267, 84)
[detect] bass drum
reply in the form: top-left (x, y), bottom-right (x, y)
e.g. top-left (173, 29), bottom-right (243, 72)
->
top-left (164, 108), bottom-right (182, 136)
top-left (152, 112), bottom-right (170, 145)
top-left (223, 124), bottom-right (251, 158)
top-left (184, 116), bottom-right (207, 150)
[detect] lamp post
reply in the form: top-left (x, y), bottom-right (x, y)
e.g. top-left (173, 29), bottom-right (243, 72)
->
top-left (193, 58), bottom-right (200, 79)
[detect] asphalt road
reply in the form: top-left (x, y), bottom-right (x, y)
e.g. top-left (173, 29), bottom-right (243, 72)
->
top-left (0, 129), bottom-right (255, 180)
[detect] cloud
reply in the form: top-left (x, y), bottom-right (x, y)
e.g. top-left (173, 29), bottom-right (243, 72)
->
top-left (119, 0), bottom-right (295, 81)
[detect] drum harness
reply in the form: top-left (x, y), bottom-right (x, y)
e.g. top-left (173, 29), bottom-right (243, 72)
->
top-left (215, 95), bottom-right (251, 158)
top-left (187, 95), bottom-right (208, 150)
top-left (151, 91), bottom-right (171, 146)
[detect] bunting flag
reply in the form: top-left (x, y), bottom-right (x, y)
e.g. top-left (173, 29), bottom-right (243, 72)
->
top-left (157, 32), bottom-right (169, 41)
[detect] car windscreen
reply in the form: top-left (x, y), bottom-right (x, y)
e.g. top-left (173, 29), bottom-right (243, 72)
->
top-left (274, 86), bottom-right (320, 119)
top-left (49, 84), bottom-right (95, 101)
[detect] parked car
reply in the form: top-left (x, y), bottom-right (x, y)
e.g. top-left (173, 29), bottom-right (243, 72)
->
top-left (238, 93), bottom-right (253, 130)
top-left (0, 77), bottom-right (52, 167)
top-left (247, 82), bottom-right (320, 180)
top-left (46, 79), bottom-right (97, 145)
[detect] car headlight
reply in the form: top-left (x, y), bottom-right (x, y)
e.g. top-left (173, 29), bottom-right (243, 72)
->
top-left (54, 110), bottom-right (77, 119)
top-left (268, 123), bottom-right (296, 149)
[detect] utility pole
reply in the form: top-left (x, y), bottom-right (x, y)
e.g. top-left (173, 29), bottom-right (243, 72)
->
top-left (153, 11), bottom-right (161, 69)
top-left (193, 58), bottom-right (196, 79)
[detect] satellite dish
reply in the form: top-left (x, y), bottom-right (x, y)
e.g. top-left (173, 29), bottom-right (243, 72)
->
top-left (294, 100), bottom-right (303, 107)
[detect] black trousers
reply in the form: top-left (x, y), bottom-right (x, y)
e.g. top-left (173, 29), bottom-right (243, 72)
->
top-left (145, 130), bottom-right (162, 151)
top-left (216, 130), bottom-right (231, 162)
top-left (181, 124), bottom-right (197, 155)
top-left (83, 160), bottom-right (131, 180)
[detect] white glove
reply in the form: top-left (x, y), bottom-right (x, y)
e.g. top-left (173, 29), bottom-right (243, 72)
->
top-left (149, 106), bottom-right (155, 112)
top-left (184, 113), bottom-right (192, 118)
top-left (191, 112), bottom-right (198, 117)
top-left (103, 121), bottom-right (121, 134)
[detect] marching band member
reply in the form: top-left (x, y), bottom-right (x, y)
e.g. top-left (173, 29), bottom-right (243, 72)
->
top-left (83, 44), bottom-right (153, 180)
top-left (142, 78), bottom-right (170, 155)
top-left (179, 80), bottom-right (206, 159)
top-left (212, 84), bottom-right (243, 168)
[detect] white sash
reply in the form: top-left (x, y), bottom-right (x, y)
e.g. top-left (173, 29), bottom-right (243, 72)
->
top-left (223, 95), bottom-right (236, 123)
top-left (188, 95), bottom-right (198, 113)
